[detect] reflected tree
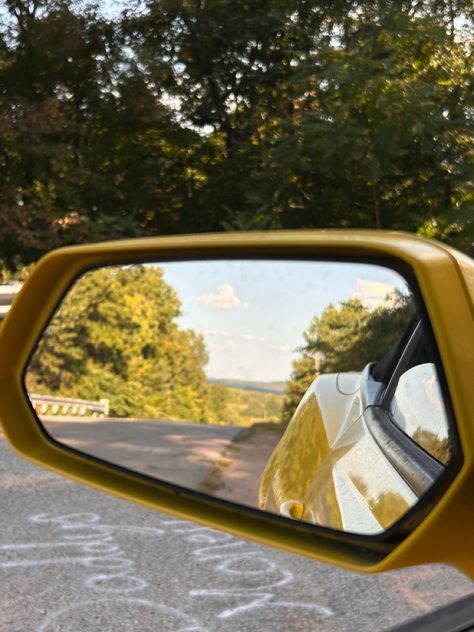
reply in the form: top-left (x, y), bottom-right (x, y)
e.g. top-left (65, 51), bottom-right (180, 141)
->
top-left (282, 291), bottom-right (415, 422)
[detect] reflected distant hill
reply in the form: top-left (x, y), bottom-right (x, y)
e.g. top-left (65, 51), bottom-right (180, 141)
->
top-left (208, 378), bottom-right (286, 395)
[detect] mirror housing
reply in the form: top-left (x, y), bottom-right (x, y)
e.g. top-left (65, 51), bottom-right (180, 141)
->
top-left (0, 231), bottom-right (473, 577)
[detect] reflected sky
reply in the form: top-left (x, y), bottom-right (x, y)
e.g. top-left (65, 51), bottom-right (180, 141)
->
top-left (155, 260), bottom-right (408, 381)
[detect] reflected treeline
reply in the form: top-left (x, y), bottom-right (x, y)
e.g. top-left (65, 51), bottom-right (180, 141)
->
top-left (1, 1), bottom-right (472, 274)
top-left (26, 265), bottom-right (282, 425)
top-left (281, 292), bottom-right (415, 423)
top-left (351, 476), bottom-right (411, 531)
top-left (412, 428), bottom-right (451, 465)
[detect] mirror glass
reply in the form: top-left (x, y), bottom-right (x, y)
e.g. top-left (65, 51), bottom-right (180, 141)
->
top-left (25, 259), bottom-right (454, 535)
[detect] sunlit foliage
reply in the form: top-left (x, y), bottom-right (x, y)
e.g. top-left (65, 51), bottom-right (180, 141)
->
top-left (26, 264), bottom-right (282, 423)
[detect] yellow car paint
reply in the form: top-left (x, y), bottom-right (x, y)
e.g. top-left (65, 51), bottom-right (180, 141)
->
top-left (259, 371), bottom-right (416, 534)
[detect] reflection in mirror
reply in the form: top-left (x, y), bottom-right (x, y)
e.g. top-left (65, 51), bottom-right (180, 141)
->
top-left (25, 260), bottom-right (453, 536)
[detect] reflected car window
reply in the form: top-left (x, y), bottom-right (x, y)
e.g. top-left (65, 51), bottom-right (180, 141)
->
top-left (389, 363), bottom-right (451, 464)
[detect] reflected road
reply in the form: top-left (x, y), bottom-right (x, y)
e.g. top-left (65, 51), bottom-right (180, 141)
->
top-left (41, 418), bottom-right (244, 489)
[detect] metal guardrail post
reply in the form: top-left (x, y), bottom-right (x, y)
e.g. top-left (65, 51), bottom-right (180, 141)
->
top-left (0, 283), bottom-right (23, 320)
top-left (29, 394), bottom-right (110, 419)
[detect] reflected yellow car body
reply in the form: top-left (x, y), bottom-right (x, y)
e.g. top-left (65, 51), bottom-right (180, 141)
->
top-left (259, 372), bottom-right (416, 533)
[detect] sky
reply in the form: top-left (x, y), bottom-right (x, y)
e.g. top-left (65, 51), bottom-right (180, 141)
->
top-left (156, 260), bottom-right (409, 382)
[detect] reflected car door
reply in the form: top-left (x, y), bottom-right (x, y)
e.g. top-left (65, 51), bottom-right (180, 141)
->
top-left (259, 321), bottom-right (450, 534)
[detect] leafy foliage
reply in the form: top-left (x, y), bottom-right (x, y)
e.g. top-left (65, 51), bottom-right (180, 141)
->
top-left (282, 292), bottom-right (414, 422)
top-left (27, 265), bottom-right (210, 419)
top-left (1, 0), bottom-right (473, 273)
top-left (270, 11), bottom-right (473, 251)
top-left (26, 264), bottom-right (282, 424)
top-left (207, 386), bottom-right (283, 426)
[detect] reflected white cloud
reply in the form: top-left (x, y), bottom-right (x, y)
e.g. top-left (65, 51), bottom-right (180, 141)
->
top-left (199, 283), bottom-right (249, 309)
top-left (271, 344), bottom-right (293, 354)
top-left (203, 329), bottom-right (231, 337)
top-left (207, 339), bottom-right (239, 351)
top-left (353, 279), bottom-right (396, 310)
top-left (163, 260), bottom-right (409, 381)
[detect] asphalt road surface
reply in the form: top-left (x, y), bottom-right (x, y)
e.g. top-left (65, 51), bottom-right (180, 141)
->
top-left (1, 441), bottom-right (473, 632)
top-left (41, 419), bottom-right (246, 490)
top-left (39, 418), bottom-right (284, 509)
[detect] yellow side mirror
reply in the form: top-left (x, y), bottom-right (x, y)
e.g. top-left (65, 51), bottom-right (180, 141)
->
top-left (0, 231), bottom-right (472, 578)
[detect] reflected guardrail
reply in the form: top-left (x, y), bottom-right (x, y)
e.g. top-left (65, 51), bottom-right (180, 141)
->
top-left (0, 283), bottom-right (22, 320)
top-left (30, 394), bottom-right (109, 418)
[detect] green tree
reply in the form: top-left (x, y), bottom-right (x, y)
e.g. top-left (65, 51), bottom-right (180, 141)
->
top-left (26, 264), bottom-right (210, 420)
top-left (0, 1), bottom-right (118, 268)
top-left (280, 354), bottom-right (316, 426)
top-left (282, 292), bottom-right (414, 422)
top-left (0, 0), bottom-right (212, 271)
top-left (1, 1), bottom-right (473, 272)
top-left (128, 2), bottom-right (473, 249)
top-left (265, 11), bottom-right (473, 254)
top-left (206, 383), bottom-right (231, 423)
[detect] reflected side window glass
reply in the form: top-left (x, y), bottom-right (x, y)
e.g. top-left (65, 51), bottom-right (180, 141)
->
top-left (389, 363), bottom-right (451, 465)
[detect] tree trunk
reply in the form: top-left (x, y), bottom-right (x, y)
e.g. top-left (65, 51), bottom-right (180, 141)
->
top-left (372, 184), bottom-right (382, 229)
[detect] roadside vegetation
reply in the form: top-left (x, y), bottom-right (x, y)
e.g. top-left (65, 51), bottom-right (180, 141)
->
top-left (208, 385), bottom-right (284, 426)
top-left (281, 292), bottom-right (414, 422)
top-left (0, 0), bottom-right (472, 280)
top-left (26, 265), bottom-right (283, 424)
